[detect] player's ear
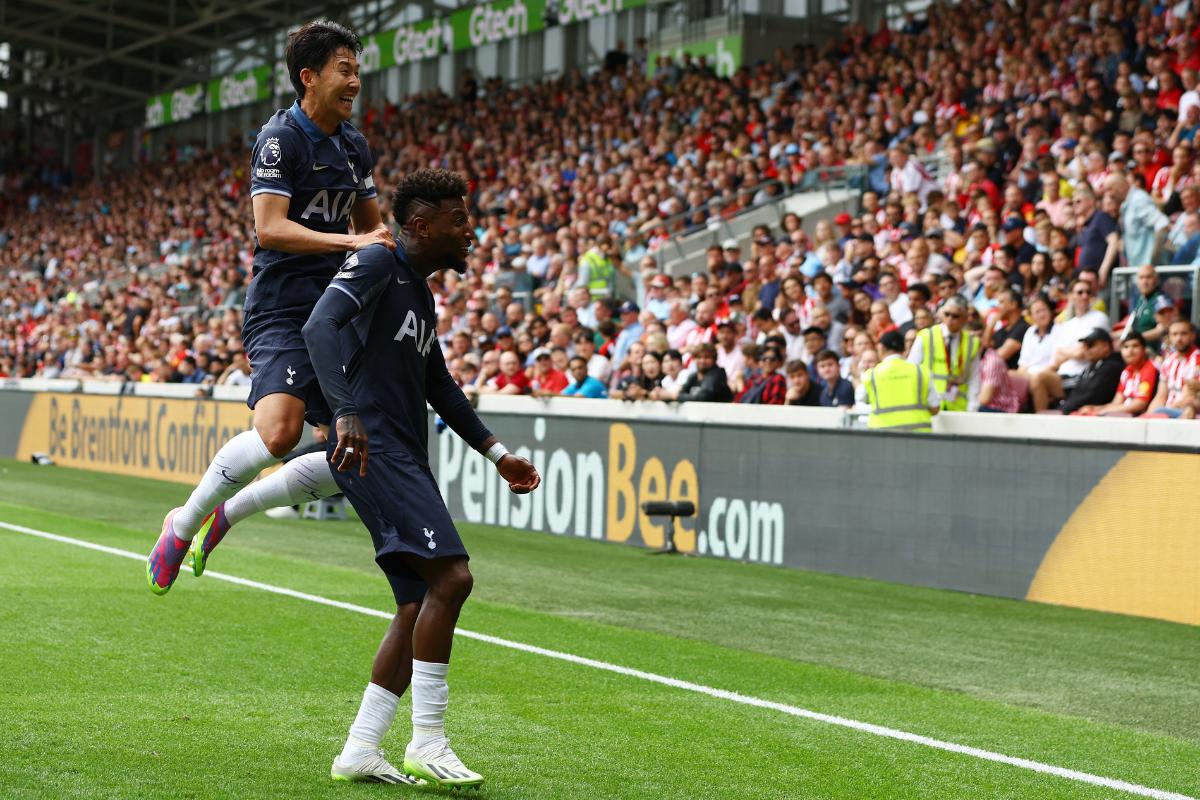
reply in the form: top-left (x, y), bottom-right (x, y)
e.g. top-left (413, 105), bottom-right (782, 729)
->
top-left (299, 67), bottom-right (317, 94)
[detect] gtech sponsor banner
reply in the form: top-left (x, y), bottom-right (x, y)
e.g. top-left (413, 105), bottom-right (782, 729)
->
top-left (144, 0), bottom-right (646, 128)
top-left (433, 416), bottom-right (786, 565)
top-left (452, 0), bottom-right (546, 51)
top-left (360, 21), bottom-right (450, 72)
top-left (548, 0), bottom-right (647, 26)
top-left (145, 83), bottom-right (206, 129)
top-left (15, 393), bottom-right (253, 485)
top-left (208, 65), bottom-right (272, 112)
top-left (648, 35), bottom-right (742, 79)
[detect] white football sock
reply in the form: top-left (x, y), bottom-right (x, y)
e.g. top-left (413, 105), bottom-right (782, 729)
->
top-left (223, 451), bottom-right (339, 526)
top-left (340, 682), bottom-right (401, 760)
top-left (173, 430), bottom-right (275, 540)
top-left (411, 660), bottom-right (450, 747)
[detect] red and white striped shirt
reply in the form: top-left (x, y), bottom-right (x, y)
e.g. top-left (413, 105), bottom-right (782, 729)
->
top-left (1162, 346), bottom-right (1200, 406)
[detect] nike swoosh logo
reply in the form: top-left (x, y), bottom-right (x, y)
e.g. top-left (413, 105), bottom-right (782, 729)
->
top-left (396, 279), bottom-right (410, 286)
top-left (312, 163), bottom-right (330, 171)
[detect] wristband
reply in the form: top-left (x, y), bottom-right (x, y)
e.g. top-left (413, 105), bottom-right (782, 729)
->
top-left (484, 442), bottom-right (510, 464)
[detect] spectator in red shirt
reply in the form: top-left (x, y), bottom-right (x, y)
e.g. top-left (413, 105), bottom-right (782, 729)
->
top-left (978, 348), bottom-right (1024, 413)
top-left (479, 351), bottom-right (531, 394)
top-left (739, 347), bottom-right (789, 404)
top-left (1074, 332), bottom-right (1158, 417)
top-left (529, 348), bottom-right (568, 396)
top-left (1146, 320), bottom-right (1200, 418)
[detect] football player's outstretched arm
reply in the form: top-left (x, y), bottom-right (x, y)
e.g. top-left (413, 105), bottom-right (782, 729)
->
top-left (254, 193), bottom-right (394, 255)
top-left (426, 345), bottom-right (540, 494)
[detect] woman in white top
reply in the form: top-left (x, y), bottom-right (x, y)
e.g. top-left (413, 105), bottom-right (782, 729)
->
top-left (1016, 295), bottom-right (1058, 377)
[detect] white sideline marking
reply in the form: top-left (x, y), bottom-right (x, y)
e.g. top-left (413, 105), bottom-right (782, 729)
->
top-left (2, 519), bottom-right (1194, 800)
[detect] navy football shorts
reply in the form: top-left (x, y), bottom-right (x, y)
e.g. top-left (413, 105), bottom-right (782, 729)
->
top-left (242, 317), bottom-right (333, 428)
top-left (332, 449), bottom-right (468, 605)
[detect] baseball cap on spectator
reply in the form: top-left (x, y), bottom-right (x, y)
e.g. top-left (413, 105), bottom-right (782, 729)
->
top-left (926, 228), bottom-right (944, 239)
top-left (496, 326), bottom-right (514, 338)
top-left (834, 212), bottom-right (853, 226)
top-left (717, 317), bottom-right (737, 328)
top-left (1153, 295), bottom-right (1176, 313)
top-left (728, 294), bottom-right (744, 306)
top-left (879, 331), bottom-right (906, 352)
top-left (1001, 217), bottom-right (1025, 232)
top-left (650, 274), bottom-right (671, 288)
top-left (900, 222), bottom-right (921, 240)
top-left (722, 238), bottom-right (740, 251)
top-left (784, 143), bottom-right (800, 155)
top-left (618, 300), bottom-right (640, 314)
top-left (1021, 161), bottom-right (1039, 173)
top-left (532, 347), bottom-right (552, 360)
top-left (1079, 328), bottom-right (1112, 345)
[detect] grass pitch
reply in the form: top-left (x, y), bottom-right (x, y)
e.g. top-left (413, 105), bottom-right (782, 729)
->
top-left (0, 459), bottom-right (1196, 799)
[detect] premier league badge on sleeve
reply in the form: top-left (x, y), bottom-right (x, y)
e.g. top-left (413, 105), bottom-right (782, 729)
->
top-left (260, 137), bottom-right (282, 167)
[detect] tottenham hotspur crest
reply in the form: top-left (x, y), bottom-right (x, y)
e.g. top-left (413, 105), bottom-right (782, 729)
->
top-left (286, 365), bottom-right (296, 386)
top-left (423, 527), bottom-right (437, 550)
top-left (260, 137), bottom-right (282, 167)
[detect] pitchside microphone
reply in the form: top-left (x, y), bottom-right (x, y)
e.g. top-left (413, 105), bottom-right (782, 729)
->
top-left (640, 501), bottom-right (696, 555)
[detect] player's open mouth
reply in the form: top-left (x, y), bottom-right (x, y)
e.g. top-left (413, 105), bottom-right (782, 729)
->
top-left (339, 95), bottom-right (354, 107)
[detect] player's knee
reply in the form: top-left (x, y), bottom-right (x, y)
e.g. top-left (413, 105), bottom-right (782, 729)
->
top-left (434, 563), bottom-right (473, 606)
top-left (255, 420), bottom-right (303, 458)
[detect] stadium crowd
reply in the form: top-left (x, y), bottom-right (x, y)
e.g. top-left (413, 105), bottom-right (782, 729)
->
top-left (2, 0), bottom-right (1200, 418)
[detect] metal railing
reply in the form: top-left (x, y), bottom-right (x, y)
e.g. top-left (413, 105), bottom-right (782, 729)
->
top-left (614, 163), bottom-right (872, 275)
top-left (1109, 265), bottom-right (1200, 327)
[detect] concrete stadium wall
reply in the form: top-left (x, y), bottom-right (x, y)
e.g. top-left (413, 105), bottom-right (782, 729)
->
top-left (1, 387), bottom-right (1196, 627)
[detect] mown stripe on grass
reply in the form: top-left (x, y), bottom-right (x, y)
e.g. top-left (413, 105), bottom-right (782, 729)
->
top-left (1, 519), bottom-right (1193, 800)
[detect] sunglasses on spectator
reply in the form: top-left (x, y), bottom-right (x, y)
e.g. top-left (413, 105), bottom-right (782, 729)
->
top-left (1073, 289), bottom-right (1091, 296)
top-left (762, 354), bottom-right (781, 362)
top-left (943, 312), bottom-right (964, 319)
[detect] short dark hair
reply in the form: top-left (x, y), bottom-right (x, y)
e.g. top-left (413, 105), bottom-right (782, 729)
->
top-left (390, 169), bottom-right (470, 226)
top-left (908, 282), bottom-right (932, 302)
top-left (693, 342), bottom-right (717, 357)
top-left (285, 20), bottom-right (362, 100)
top-left (815, 349), bottom-right (839, 365)
top-left (569, 356), bottom-right (588, 368)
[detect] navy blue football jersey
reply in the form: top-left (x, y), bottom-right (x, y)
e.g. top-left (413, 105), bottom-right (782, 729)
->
top-left (246, 101), bottom-right (376, 329)
top-left (326, 244), bottom-right (489, 463)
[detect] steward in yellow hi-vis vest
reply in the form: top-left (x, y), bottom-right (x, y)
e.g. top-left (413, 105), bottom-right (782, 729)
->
top-left (581, 235), bottom-right (617, 297)
top-left (909, 297), bottom-right (981, 411)
top-left (862, 330), bottom-right (938, 431)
